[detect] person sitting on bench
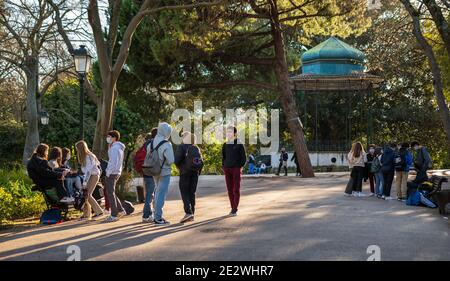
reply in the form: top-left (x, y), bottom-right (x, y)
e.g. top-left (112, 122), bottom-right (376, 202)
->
top-left (61, 147), bottom-right (82, 197)
top-left (27, 143), bottom-right (74, 203)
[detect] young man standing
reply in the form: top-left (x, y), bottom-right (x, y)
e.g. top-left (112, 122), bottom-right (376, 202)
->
top-left (395, 142), bottom-right (413, 201)
top-left (141, 127), bottom-right (158, 223)
top-left (105, 130), bottom-right (126, 222)
top-left (411, 141), bottom-right (432, 183)
top-left (381, 143), bottom-right (396, 200)
top-left (222, 126), bottom-right (246, 216)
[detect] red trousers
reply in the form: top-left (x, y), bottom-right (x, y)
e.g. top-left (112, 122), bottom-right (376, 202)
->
top-left (224, 167), bottom-right (242, 212)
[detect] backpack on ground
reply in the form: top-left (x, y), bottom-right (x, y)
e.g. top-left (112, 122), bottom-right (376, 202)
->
top-left (121, 200), bottom-right (135, 215)
top-left (134, 140), bottom-right (151, 174)
top-left (184, 145), bottom-right (204, 173)
top-left (142, 140), bottom-right (168, 176)
top-left (40, 208), bottom-right (63, 225)
top-left (406, 190), bottom-right (421, 206)
top-left (370, 157), bottom-right (381, 173)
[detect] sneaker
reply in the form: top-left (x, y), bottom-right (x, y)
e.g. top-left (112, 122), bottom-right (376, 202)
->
top-left (352, 191), bottom-right (358, 197)
top-left (358, 192), bottom-right (366, 197)
top-left (92, 213), bottom-right (104, 219)
top-left (381, 195), bottom-right (386, 200)
top-left (384, 196), bottom-right (394, 200)
top-left (105, 216), bottom-right (118, 223)
top-left (60, 196), bottom-right (74, 203)
top-left (229, 211), bottom-right (237, 217)
top-left (344, 193), bottom-right (352, 197)
top-left (369, 193), bottom-right (375, 197)
top-left (142, 215), bottom-right (154, 223)
top-left (180, 214), bottom-right (194, 223)
top-left (154, 218), bottom-right (170, 225)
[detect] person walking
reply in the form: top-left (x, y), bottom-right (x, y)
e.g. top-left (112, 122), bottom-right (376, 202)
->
top-left (104, 130), bottom-right (127, 223)
top-left (175, 132), bottom-right (203, 223)
top-left (345, 142), bottom-right (367, 197)
top-left (75, 140), bottom-right (103, 220)
top-left (291, 152), bottom-right (301, 176)
top-left (222, 126), bottom-right (246, 216)
top-left (276, 147), bottom-right (288, 176)
top-left (381, 143), bottom-right (396, 200)
top-left (152, 122), bottom-right (175, 225)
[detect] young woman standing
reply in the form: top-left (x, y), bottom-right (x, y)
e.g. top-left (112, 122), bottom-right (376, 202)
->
top-left (346, 142), bottom-right (367, 197)
top-left (76, 140), bottom-right (103, 220)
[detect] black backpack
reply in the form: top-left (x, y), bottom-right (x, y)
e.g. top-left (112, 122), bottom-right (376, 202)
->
top-left (394, 150), bottom-right (406, 171)
top-left (73, 190), bottom-right (85, 211)
top-left (184, 145), bottom-right (203, 173)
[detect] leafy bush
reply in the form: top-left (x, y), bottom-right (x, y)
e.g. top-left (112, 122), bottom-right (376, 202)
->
top-left (0, 120), bottom-right (26, 167)
top-left (0, 169), bottom-right (45, 225)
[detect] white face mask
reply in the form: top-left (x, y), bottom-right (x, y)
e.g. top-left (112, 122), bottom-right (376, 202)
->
top-left (106, 137), bottom-right (113, 144)
top-left (414, 145), bottom-right (419, 150)
top-left (369, 148), bottom-right (375, 154)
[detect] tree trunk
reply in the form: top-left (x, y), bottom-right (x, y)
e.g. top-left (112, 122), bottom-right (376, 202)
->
top-left (402, 0), bottom-right (450, 147)
top-left (93, 78), bottom-right (116, 159)
top-left (22, 56), bottom-right (40, 164)
top-left (269, 1), bottom-right (314, 177)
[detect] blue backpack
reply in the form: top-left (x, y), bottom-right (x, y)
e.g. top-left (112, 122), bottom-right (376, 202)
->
top-left (40, 208), bottom-right (63, 225)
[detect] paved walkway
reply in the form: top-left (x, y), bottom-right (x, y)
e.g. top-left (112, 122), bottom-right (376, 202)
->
top-left (0, 174), bottom-right (449, 261)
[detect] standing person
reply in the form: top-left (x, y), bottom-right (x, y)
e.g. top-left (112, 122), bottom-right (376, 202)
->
top-left (394, 142), bottom-right (413, 201)
top-left (276, 147), bottom-right (288, 176)
top-left (26, 144), bottom-right (72, 202)
top-left (152, 122), bottom-right (174, 225)
top-left (75, 140), bottom-right (103, 220)
top-left (222, 126), bottom-right (246, 216)
top-left (370, 147), bottom-right (384, 199)
top-left (141, 128), bottom-right (158, 223)
top-left (175, 132), bottom-right (203, 223)
top-left (346, 142), bottom-right (367, 197)
top-left (365, 145), bottom-right (376, 196)
top-left (104, 130), bottom-right (126, 223)
top-left (381, 143), bottom-right (396, 200)
top-left (291, 152), bottom-right (301, 176)
top-left (61, 147), bottom-right (82, 197)
top-left (411, 141), bottom-right (432, 183)
top-left (248, 154), bottom-right (256, 174)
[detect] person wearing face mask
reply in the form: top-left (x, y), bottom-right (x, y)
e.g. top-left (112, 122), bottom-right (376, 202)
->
top-left (411, 141), bottom-right (432, 183)
top-left (365, 144), bottom-right (376, 196)
top-left (222, 126), bottom-right (247, 216)
top-left (152, 122), bottom-right (175, 225)
top-left (104, 130), bottom-right (127, 223)
top-left (380, 142), bottom-right (397, 200)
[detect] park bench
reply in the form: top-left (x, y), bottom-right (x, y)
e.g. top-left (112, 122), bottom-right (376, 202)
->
top-left (31, 184), bottom-right (72, 220)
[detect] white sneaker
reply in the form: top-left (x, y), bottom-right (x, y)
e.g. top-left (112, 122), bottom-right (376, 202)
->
top-left (381, 195), bottom-right (386, 200)
top-left (180, 214), bottom-right (194, 223)
top-left (384, 196), bottom-right (394, 200)
top-left (105, 216), bottom-right (118, 223)
top-left (142, 215), bottom-right (154, 223)
top-left (344, 193), bottom-right (352, 197)
top-left (60, 197), bottom-right (74, 203)
top-left (358, 192), bottom-right (366, 197)
top-left (369, 193), bottom-right (375, 197)
top-left (352, 191), bottom-right (358, 197)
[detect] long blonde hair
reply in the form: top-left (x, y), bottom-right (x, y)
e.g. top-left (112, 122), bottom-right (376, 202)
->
top-left (75, 140), bottom-right (95, 167)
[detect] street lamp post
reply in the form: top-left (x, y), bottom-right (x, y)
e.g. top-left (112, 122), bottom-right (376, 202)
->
top-left (72, 45), bottom-right (92, 141)
top-left (40, 110), bottom-right (49, 125)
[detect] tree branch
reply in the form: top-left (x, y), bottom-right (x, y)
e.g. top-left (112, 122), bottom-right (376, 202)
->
top-left (158, 79), bottom-right (277, 93)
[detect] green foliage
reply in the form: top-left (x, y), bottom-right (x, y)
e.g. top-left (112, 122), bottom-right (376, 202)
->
top-left (0, 169), bottom-right (45, 225)
top-left (0, 120), bottom-right (26, 167)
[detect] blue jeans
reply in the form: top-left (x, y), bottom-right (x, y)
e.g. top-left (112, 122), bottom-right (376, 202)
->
top-left (374, 172), bottom-right (384, 196)
top-left (248, 163), bottom-right (255, 174)
top-left (142, 176), bottom-right (156, 219)
top-left (64, 176), bottom-right (82, 197)
top-left (153, 175), bottom-right (171, 221)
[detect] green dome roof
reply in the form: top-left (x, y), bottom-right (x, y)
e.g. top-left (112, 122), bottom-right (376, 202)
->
top-left (301, 36), bottom-right (365, 63)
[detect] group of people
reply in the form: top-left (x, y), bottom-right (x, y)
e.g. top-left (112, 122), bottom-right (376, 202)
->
top-left (27, 123), bottom-right (248, 225)
top-left (247, 154), bottom-right (267, 175)
top-left (345, 140), bottom-right (432, 200)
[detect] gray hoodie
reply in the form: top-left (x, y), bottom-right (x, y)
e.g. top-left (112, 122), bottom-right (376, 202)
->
top-left (106, 141), bottom-right (125, 177)
top-left (152, 122), bottom-right (174, 177)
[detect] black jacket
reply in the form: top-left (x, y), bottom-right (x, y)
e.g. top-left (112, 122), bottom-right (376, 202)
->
top-left (222, 139), bottom-right (246, 168)
top-left (27, 154), bottom-right (62, 184)
top-left (175, 143), bottom-right (202, 175)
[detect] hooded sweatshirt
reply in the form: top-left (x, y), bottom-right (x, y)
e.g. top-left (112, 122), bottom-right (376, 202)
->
top-left (106, 141), bottom-right (126, 177)
top-left (151, 122), bottom-right (174, 177)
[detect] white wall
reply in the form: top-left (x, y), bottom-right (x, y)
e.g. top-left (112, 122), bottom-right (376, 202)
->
top-left (270, 151), bottom-right (348, 167)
